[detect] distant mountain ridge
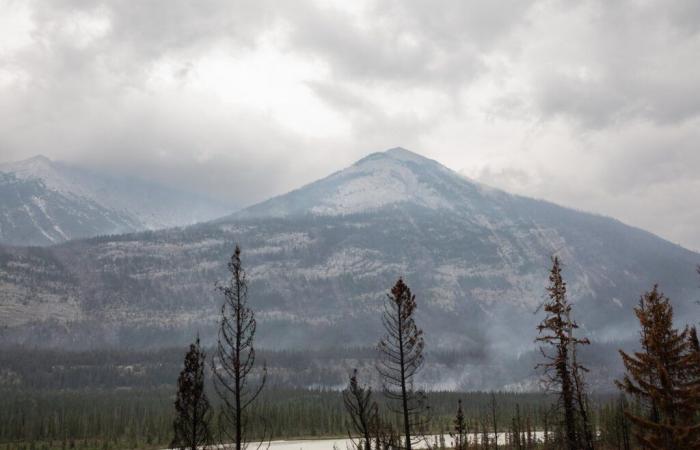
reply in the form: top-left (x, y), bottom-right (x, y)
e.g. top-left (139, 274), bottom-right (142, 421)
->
top-left (0, 155), bottom-right (232, 245)
top-left (0, 148), bottom-right (698, 389)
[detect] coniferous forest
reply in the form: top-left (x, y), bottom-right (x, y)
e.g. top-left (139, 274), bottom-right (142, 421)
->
top-left (2, 247), bottom-right (699, 449)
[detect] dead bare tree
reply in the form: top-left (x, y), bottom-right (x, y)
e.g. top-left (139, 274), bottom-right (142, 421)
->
top-left (536, 257), bottom-right (590, 450)
top-left (377, 278), bottom-right (429, 450)
top-left (211, 245), bottom-right (267, 450)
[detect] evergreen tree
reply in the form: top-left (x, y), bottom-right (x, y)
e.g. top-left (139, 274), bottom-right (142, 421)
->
top-left (343, 369), bottom-right (376, 450)
top-left (377, 278), bottom-right (427, 450)
top-left (536, 257), bottom-right (589, 450)
top-left (450, 400), bottom-right (468, 450)
top-left (171, 336), bottom-right (211, 450)
top-left (211, 245), bottom-right (267, 450)
top-left (617, 285), bottom-right (700, 449)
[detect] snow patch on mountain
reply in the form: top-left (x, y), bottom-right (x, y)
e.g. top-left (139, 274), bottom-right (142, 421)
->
top-left (310, 159), bottom-right (453, 215)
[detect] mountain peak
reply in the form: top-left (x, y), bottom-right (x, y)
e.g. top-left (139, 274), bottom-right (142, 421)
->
top-left (8, 154), bottom-right (54, 167)
top-left (235, 148), bottom-right (484, 219)
top-left (383, 147), bottom-right (433, 163)
top-left (355, 147), bottom-right (435, 167)
top-left (0, 154), bottom-right (53, 170)
top-left (0, 154), bottom-right (58, 183)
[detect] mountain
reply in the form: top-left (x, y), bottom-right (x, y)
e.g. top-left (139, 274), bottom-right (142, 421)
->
top-left (0, 172), bottom-right (139, 246)
top-left (1, 148), bottom-right (698, 388)
top-left (0, 155), bottom-right (232, 246)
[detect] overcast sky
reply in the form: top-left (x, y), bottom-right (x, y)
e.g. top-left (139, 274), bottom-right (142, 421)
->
top-left (1, 0), bottom-right (699, 250)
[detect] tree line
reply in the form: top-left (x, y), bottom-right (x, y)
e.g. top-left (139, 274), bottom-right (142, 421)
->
top-left (3, 244), bottom-right (694, 449)
top-left (168, 245), bottom-right (700, 449)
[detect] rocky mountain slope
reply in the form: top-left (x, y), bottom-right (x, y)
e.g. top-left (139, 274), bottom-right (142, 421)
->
top-left (0, 155), bottom-right (231, 245)
top-left (1, 149), bottom-right (698, 369)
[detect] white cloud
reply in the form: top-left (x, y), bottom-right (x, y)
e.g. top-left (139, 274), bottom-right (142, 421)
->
top-left (0, 0), bottom-right (698, 250)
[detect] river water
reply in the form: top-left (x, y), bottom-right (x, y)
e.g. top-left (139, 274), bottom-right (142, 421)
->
top-left (250, 432), bottom-right (547, 449)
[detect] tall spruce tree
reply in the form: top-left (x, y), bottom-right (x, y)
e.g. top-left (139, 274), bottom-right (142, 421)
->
top-left (617, 285), bottom-right (700, 449)
top-left (536, 257), bottom-right (590, 450)
top-left (172, 336), bottom-right (211, 450)
top-left (377, 278), bottom-right (427, 450)
top-left (343, 369), bottom-right (376, 450)
top-left (211, 245), bottom-right (266, 450)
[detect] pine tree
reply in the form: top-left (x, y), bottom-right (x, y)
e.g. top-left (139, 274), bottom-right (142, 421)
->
top-left (536, 257), bottom-right (589, 450)
top-left (343, 369), bottom-right (376, 450)
top-left (211, 245), bottom-right (267, 450)
top-left (617, 285), bottom-right (700, 449)
top-left (450, 400), bottom-right (468, 450)
top-left (377, 278), bottom-right (428, 450)
top-left (171, 336), bottom-right (211, 450)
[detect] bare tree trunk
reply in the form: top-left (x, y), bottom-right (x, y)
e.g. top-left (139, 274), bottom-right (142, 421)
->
top-left (343, 369), bottom-right (375, 450)
top-left (212, 245), bottom-right (266, 450)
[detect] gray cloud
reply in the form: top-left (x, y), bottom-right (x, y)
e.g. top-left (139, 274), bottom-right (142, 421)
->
top-left (527, 1), bottom-right (700, 128)
top-left (0, 0), bottom-right (698, 250)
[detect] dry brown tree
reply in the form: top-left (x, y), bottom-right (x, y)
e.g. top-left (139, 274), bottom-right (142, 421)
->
top-left (617, 285), bottom-right (700, 449)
